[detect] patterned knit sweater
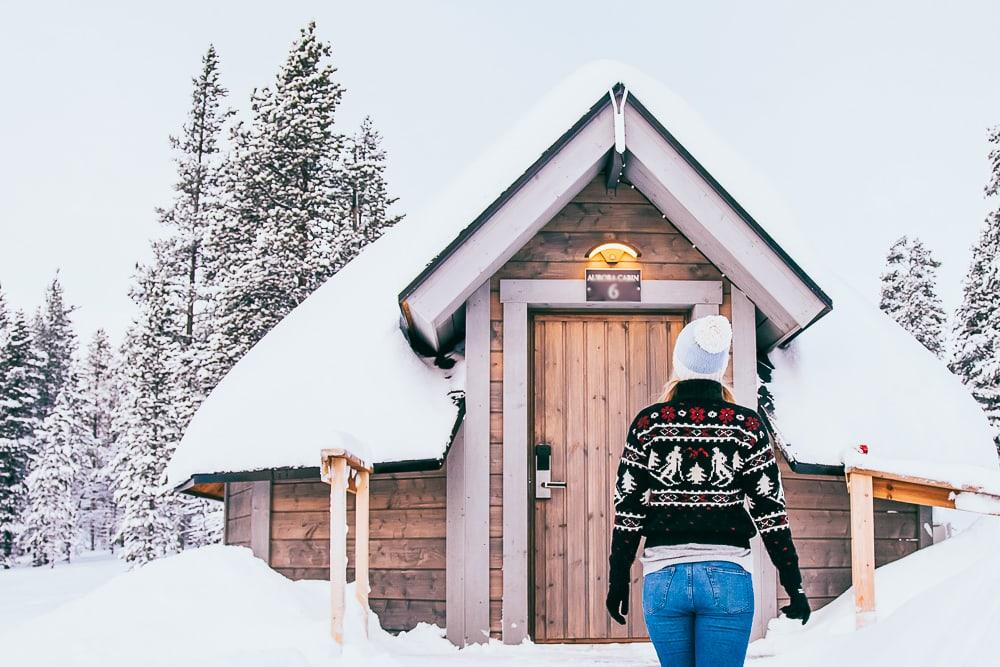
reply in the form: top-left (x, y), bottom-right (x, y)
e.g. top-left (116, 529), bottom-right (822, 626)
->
top-left (609, 380), bottom-right (802, 597)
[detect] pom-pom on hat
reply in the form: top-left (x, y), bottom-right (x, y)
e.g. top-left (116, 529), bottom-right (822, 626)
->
top-left (672, 315), bottom-right (732, 382)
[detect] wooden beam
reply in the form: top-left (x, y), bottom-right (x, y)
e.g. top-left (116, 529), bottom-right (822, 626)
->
top-left (690, 303), bottom-right (719, 319)
top-left (407, 105), bottom-right (615, 350)
top-left (329, 457), bottom-right (349, 646)
top-left (222, 483), bottom-right (230, 544)
top-left (250, 480), bottom-right (271, 563)
top-left (446, 282), bottom-right (491, 646)
top-left (446, 424), bottom-right (468, 644)
top-left (354, 468), bottom-right (371, 638)
top-left (872, 477), bottom-right (955, 509)
top-left (847, 465), bottom-right (997, 496)
top-left (732, 287), bottom-right (777, 639)
top-left (501, 300), bottom-right (529, 644)
top-left (848, 472), bottom-right (876, 627)
top-left (605, 151), bottom-right (624, 190)
top-left (622, 105), bottom-right (827, 335)
top-left (499, 279), bottom-right (723, 308)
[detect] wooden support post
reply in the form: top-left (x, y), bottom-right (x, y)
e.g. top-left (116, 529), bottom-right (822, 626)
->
top-left (329, 457), bottom-right (348, 646)
top-left (848, 472), bottom-right (876, 628)
top-left (354, 469), bottom-right (370, 638)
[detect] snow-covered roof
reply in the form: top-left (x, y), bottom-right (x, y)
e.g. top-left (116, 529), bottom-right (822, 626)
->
top-left (167, 60), bottom-right (999, 486)
top-left (768, 271), bottom-right (1000, 473)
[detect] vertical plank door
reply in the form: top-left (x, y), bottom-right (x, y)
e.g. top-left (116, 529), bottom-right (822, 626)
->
top-left (532, 313), bottom-right (685, 642)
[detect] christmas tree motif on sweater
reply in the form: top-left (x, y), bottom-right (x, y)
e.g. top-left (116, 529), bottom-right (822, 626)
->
top-left (620, 469), bottom-right (638, 495)
top-left (647, 449), bottom-right (661, 471)
top-left (756, 473), bottom-right (775, 499)
top-left (686, 462), bottom-right (707, 485)
top-left (732, 450), bottom-right (743, 472)
top-left (709, 447), bottom-right (734, 485)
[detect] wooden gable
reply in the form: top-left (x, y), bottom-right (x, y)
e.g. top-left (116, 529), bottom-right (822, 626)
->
top-left (399, 87), bottom-right (830, 353)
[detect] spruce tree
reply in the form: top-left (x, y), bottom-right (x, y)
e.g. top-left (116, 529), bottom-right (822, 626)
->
top-left (19, 366), bottom-right (91, 566)
top-left (343, 116), bottom-right (402, 249)
top-left (879, 235), bottom-right (947, 357)
top-left (0, 282), bottom-right (9, 347)
top-left (33, 276), bottom-right (77, 421)
top-left (950, 125), bottom-right (1000, 456)
top-left (111, 262), bottom-right (185, 566)
top-left (0, 312), bottom-right (44, 566)
top-left (148, 45), bottom-right (231, 549)
top-left (208, 21), bottom-right (348, 379)
top-left (77, 329), bottom-right (118, 552)
top-left (158, 45), bottom-right (231, 399)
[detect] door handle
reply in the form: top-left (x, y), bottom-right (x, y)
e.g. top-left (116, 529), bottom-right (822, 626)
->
top-left (535, 443), bottom-right (567, 498)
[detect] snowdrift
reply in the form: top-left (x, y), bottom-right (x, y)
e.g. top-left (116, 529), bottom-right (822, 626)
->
top-left (0, 546), bottom-right (661, 667)
top-left (3, 524), bottom-right (1000, 666)
top-left (751, 516), bottom-right (1000, 666)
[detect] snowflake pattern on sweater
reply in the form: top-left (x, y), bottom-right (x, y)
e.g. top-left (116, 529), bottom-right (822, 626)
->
top-left (609, 380), bottom-right (802, 597)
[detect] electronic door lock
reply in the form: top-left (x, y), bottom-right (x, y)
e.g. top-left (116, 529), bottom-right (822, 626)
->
top-left (535, 443), bottom-right (567, 499)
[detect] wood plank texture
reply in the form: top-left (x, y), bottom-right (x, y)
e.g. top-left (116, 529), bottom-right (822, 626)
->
top-left (848, 473), bottom-right (876, 626)
top-left (531, 313), bottom-right (683, 642)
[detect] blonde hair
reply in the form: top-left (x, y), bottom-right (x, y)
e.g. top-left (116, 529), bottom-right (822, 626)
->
top-left (658, 377), bottom-right (736, 403)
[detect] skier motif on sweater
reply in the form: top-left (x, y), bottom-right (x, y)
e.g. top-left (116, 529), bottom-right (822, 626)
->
top-left (608, 380), bottom-right (802, 597)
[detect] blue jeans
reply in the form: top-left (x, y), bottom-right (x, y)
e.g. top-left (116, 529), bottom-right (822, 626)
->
top-left (642, 561), bottom-right (754, 667)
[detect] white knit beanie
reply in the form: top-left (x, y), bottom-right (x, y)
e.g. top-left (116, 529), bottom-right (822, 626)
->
top-left (672, 315), bottom-right (732, 382)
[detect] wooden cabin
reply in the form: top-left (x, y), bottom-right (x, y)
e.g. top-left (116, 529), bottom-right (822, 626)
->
top-left (169, 63), bottom-right (999, 647)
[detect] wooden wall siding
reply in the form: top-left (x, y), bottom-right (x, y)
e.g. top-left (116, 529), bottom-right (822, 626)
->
top-left (257, 473), bottom-right (448, 634)
top-left (778, 462), bottom-right (921, 609)
top-left (487, 177), bottom-right (719, 639)
top-left (225, 482), bottom-right (253, 549)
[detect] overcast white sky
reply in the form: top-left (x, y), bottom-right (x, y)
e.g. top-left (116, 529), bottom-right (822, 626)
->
top-left (1, 1), bottom-right (998, 342)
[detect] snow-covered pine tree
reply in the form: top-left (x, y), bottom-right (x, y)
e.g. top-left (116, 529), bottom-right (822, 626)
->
top-left (950, 125), bottom-right (1000, 456)
top-left (111, 262), bottom-right (185, 566)
top-left (148, 45), bottom-right (230, 547)
top-left (19, 365), bottom-right (92, 566)
top-left (879, 236), bottom-right (947, 357)
top-left (0, 282), bottom-right (9, 347)
top-left (158, 44), bottom-right (231, 398)
top-left (208, 21), bottom-right (349, 379)
top-left (343, 116), bottom-right (402, 250)
top-left (32, 276), bottom-right (77, 421)
top-left (0, 312), bottom-right (44, 566)
top-left (77, 329), bottom-right (119, 552)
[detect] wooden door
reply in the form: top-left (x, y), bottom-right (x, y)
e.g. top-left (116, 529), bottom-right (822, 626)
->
top-left (531, 312), bottom-right (686, 642)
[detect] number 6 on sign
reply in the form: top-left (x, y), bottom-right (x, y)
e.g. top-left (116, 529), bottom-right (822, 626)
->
top-left (586, 268), bottom-right (641, 302)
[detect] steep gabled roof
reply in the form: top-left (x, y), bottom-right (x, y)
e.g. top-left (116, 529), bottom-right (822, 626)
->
top-left (398, 79), bottom-right (832, 353)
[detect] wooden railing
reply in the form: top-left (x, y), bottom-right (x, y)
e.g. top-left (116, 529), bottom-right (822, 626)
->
top-left (845, 465), bottom-right (1000, 628)
top-left (321, 448), bottom-right (373, 647)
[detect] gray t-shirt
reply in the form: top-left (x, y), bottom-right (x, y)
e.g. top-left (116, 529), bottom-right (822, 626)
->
top-left (640, 543), bottom-right (753, 577)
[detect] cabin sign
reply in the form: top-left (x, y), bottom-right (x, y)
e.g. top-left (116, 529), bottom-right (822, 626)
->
top-left (586, 268), bottom-right (641, 302)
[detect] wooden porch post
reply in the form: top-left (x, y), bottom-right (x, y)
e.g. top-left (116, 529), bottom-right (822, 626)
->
top-left (354, 468), bottom-right (371, 637)
top-left (329, 457), bottom-right (348, 646)
top-left (322, 448), bottom-right (374, 648)
top-left (848, 471), bottom-right (876, 628)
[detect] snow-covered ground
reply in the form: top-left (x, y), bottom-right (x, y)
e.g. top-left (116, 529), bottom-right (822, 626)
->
top-left (0, 551), bottom-right (125, 633)
top-left (2, 519), bottom-right (998, 666)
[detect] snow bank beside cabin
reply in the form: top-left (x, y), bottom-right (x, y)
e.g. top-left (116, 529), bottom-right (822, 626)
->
top-left (750, 516), bottom-right (1000, 666)
top-left (768, 272), bottom-right (1000, 472)
top-left (0, 545), bottom-right (662, 667)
